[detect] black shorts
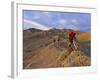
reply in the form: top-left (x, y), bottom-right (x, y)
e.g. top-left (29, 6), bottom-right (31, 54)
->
top-left (69, 39), bottom-right (73, 43)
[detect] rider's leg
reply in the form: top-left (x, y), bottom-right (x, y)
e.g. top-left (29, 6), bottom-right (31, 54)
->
top-left (73, 40), bottom-right (78, 50)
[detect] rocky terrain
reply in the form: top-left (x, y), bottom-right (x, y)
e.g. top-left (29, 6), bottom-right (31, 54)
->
top-left (23, 28), bottom-right (91, 69)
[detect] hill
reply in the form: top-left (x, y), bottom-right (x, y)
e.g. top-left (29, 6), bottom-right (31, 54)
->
top-left (23, 28), bottom-right (91, 69)
top-left (76, 32), bottom-right (90, 42)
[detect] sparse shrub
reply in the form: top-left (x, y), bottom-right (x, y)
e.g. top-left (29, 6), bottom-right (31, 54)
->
top-left (57, 49), bottom-right (70, 61)
top-left (62, 50), bottom-right (89, 67)
top-left (69, 50), bottom-right (84, 59)
top-left (72, 56), bottom-right (90, 66)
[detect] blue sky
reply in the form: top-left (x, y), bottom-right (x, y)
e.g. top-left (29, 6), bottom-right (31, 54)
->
top-left (23, 10), bottom-right (91, 32)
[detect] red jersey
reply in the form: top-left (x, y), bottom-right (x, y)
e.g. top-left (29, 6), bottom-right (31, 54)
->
top-left (69, 31), bottom-right (76, 40)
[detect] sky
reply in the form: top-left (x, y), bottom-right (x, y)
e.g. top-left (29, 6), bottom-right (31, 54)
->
top-left (23, 10), bottom-right (91, 32)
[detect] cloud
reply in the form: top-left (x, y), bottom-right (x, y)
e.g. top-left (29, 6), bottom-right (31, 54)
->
top-left (23, 10), bottom-right (90, 32)
top-left (71, 19), bottom-right (78, 24)
top-left (58, 19), bottom-right (67, 25)
top-left (24, 19), bottom-right (52, 30)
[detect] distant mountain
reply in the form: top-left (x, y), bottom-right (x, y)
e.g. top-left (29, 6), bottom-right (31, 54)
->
top-left (25, 28), bottom-right (42, 32)
top-left (23, 28), bottom-right (82, 40)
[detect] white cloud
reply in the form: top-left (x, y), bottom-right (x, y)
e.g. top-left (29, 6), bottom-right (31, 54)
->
top-left (72, 19), bottom-right (78, 24)
top-left (58, 19), bottom-right (67, 25)
top-left (24, 19), bottom-right (52, 30)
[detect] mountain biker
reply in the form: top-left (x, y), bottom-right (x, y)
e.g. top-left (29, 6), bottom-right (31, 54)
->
top-left (67, 31), bottom-right (78, 50)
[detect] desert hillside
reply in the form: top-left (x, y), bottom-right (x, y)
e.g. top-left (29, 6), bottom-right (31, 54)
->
top-left (76, 32), bottom-right (90, 42)
top-left (23, 28), bottom-right (91, 69)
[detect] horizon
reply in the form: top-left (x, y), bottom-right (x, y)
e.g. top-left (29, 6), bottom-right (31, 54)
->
top-left (24, 27), bottom-right (90, 33)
